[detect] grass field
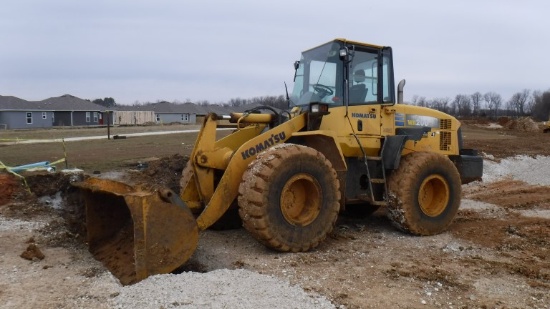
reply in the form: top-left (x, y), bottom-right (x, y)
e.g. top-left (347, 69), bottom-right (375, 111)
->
top-left (0, 124), bottom-right (201, 140)
top-left (0, 124), bottom-right (228, 172)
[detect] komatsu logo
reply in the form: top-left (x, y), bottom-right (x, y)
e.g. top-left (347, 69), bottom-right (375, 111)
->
top-left (241, 131), bottom-right (287, 160)
top-left (351, 112), bottom-right (376, 119)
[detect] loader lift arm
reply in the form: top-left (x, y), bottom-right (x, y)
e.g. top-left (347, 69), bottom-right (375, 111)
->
top-left (183, 112), bottom-right (307, 230)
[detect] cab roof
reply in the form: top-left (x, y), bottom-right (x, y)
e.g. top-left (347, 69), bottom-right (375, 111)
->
top-left (303, 38), bottom-right (386, 53)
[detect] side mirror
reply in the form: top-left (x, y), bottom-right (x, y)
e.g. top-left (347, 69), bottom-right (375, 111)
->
top-left (293, 61), bottom-right (300, 82)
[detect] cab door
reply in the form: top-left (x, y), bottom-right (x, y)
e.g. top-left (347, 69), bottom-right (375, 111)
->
top-left (347, 105), bottom-right (382, 137)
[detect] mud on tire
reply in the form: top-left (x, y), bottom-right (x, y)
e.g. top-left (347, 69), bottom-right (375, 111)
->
top-left (387, 152), bottom-right (461, 235)
top-left (238, 144), bottom-right (340, 252)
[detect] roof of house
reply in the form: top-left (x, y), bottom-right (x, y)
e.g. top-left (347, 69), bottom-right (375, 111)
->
top-left (0, 94), bottom-right (105, 111)
top-left (36, 95), bottom-right (105, 111)
top-left (1, 95), bottom-right (272, 116)
top-left (0, 95), bottom-right (36, 110)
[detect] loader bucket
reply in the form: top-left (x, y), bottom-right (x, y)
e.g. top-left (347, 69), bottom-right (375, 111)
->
top-left (75, 178), bottom-right (199, 285)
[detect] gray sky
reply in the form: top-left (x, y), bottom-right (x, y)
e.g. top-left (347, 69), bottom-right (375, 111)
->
top-left (1, 0), bottom-right (549, 105)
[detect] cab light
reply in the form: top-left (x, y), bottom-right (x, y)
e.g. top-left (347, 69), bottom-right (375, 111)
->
top-left (310, 103), bottom-right (329, 113)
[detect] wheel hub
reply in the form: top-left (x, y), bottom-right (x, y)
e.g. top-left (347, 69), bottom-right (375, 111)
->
top-left (418, 175), bottom-right (449, 217)
top-left (280, 174), bottom-right (321, 226)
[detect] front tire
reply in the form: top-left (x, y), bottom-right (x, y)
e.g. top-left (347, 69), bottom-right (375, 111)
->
top-left (238, 144), bottom-right (340, 252)
top-left (387, 152), bottom-right (461, 235)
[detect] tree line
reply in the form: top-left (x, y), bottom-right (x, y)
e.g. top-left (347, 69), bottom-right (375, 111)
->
top-left (90, 89), bottom-right (550, 121)
top-left (411, 89), bottom-right (550, 121)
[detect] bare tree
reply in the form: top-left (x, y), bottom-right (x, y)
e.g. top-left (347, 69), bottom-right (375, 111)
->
top-left (411, 95), bottom-right (427, 107)
top-left (484, 92), bottom-right (502, 119)
top-left (197, 100), bottom-right (211, 106)
top-left (452, 94), bottom-right (472, 117)
top-left (228, 98), bottom-right (246, 107)
top-left (427, 97), bottom-right (450, 114)
top-left (470, 92), bottom-right (483, 116)
top-left (526, 90), bottom-right (540, 115)
top-left (530, 90), bottom-right (550, 121)
top-left (505, 99), bottom-right (515, 117)
top-left (507, 89), bottom-right (530, 116)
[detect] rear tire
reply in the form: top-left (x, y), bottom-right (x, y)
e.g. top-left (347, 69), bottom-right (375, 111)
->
top-left (387, 152), bottom-right (461, 235)
top-left (238, 144), bottom-right (340, 252)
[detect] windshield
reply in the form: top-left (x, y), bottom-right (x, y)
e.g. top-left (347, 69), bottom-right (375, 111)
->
top-left (289, 41), bottom-right (343, 107)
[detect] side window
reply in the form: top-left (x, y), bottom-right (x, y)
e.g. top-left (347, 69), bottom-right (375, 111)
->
top-left (367, 61), bottom-right (378, 102)
top-left (26, 112), bottom-right (32, 124)
top-left (86, 112), bottom-right (91, 122)
top-left (350, 60), bottom-right (377, 104)
top-left (349, 49), bottom-right (379, 104)
top-left (42, 112), bottom-right (47, 119)
top-left (350, 50), bottom-right (394, 104)
top-left (93, 112), bottom-right (98, 122)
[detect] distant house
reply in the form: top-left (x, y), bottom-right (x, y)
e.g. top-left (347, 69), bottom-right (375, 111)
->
top-left (124, 102), bottom-right (201, 125)
top-left (0, 96), bottom-right (54, 129)
top-left (0, 94), bottom-right (108, 129)
top-left (40, 95), bottom-right (107, 127)
top-left (0, 94), bottom-right (263, 130)
top-left (153, 102), bottom-right (200, 124)
top-left (113, 102), bottom-right (235, 125)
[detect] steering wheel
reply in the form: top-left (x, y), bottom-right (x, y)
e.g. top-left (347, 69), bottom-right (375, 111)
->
top-left (312, 84), bottom-right (334, 97)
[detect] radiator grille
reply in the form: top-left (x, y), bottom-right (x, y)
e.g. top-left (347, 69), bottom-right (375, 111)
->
top-left (439, 119), bottom-right (452, 130)
top-left (440, 131), bottom-right (452, 151)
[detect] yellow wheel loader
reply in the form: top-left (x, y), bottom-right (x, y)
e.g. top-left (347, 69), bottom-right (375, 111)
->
top-left (76, 38), bottom-right (483, 284)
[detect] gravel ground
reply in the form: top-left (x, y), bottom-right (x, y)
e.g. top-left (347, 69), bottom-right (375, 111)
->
top-left (111, 269), bottom-right (337, 309)
top-left (482, 155), bottom-right (550, 185)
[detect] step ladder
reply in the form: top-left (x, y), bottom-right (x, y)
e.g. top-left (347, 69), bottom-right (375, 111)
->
top-left (358, 155), bottom-right (388, 206)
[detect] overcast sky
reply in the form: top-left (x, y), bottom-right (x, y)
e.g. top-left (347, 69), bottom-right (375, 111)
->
top-left (1, 0), bottom-right (549, 105)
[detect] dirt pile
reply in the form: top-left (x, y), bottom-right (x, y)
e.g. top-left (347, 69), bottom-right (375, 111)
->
top-left (0, 173), bottom-right (20, 206)
top-left (0, 170), bottom-right (87, 246)
top-left (20, 243), bottom-right (45, 261)
top-left (500, 117), bottom-right (540, 132)
top-left (126, 154), bottom-right (188, 194)
top-left (0, 170), bottom-right (82, 209)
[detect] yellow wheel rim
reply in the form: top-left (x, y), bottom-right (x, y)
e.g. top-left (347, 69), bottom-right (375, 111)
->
top-left (418, 175), bottom-right (449, 217)
top-left (280, 174), bottom-right (321, 226)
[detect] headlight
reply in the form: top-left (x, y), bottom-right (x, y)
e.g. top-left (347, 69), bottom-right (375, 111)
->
top-left (310, 103), bottom-right (328, 113)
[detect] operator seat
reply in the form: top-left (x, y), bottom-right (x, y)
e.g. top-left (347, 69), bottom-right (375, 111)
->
top-left (349, 69), bottom-right (367, 104)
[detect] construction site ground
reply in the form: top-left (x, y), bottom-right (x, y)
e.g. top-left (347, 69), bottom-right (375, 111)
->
top-left (1, 117), bottom-right (549, 308)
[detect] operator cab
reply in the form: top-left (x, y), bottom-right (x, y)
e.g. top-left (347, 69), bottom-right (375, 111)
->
top-left (290, 39), bottom-right (395, 108)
